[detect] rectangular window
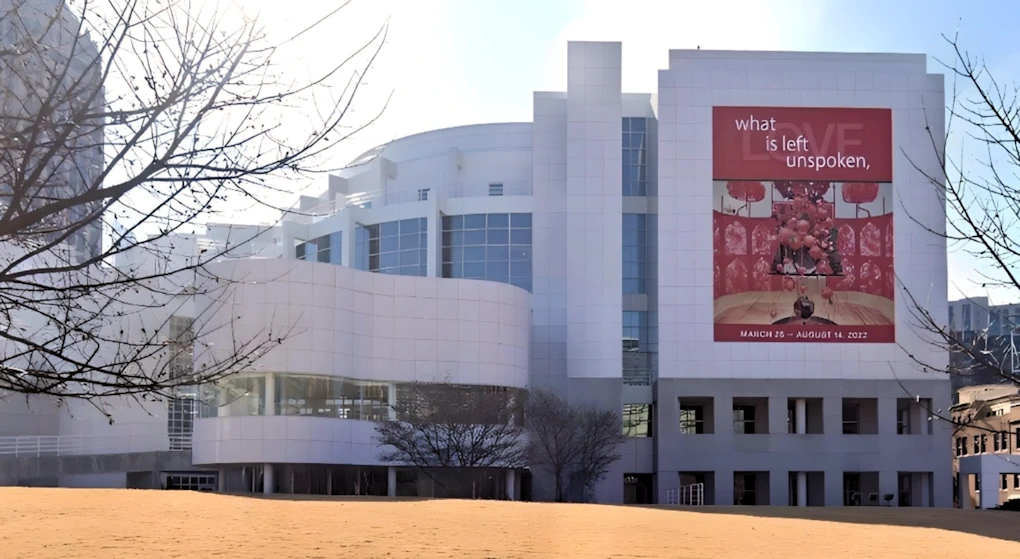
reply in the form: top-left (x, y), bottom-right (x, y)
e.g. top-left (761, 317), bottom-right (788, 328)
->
top-left (364, 218), bottom-right (428, 277)
top-left (948, 306), bottom-right (955, 330)
top-left (296, 232), bottom-right (341, 264)
top-left (733, 404), bottom-right (756, 434)
top-left (963, 303), bottom-right (972, 331)
top-left (955, 437), bottom-right (963, 457)
top-left (622, 117), bottom-right (648, 196)
top-left (994, 432), bottom-right (1002, 452)
top-left (418, 188), bottom-right (429, 201)
top-left (842, 403), bottom-right (860, 434)
top-left (897, 407), bottom-right (909, 435)
top-left (1002, 475), bottom-right (1009, 491)
top-left (488, 183), bottom-right (504, 196)
top-left (622, 213), bottom-right (647, 294)
top-left (1014, 474), bottom-right (1020, 490)
top-left (354, 226), bottom-right (370, 271)
top-left (622, 311), bottom-right (654, 386)
top-left (679, 405), bottom-right (704, 434)
top-left (440, 213), bottom-right (532, 292)
top-left (623, 404), bottom-right (652, 437)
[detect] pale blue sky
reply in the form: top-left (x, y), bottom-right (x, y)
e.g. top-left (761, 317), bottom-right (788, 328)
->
top-left (248, 0), bottom-right (1020, 303)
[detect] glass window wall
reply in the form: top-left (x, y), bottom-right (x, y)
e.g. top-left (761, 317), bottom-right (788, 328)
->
top-left (296, 232), bottom-right (342, 264)
top-left (441, 213), bottom-right (532, 292)
top-left (623, 117), bottom-right (648, 196)
top-left (202, 374), bottom-right (520, 423)
top-left (361, 218), bottom-right (428, 276)
top-left (623, 213), bottom-right (647, 294)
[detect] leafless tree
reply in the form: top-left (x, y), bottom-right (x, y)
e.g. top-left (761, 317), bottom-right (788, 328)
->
top-left (902, 32), bottom-right (1020, 388)
top-left (526, 390), bottom-right (623, 503)
top-left (0, 0), bottom-right (387, 407)
top-left (374, 381), bottom-right (528, 497)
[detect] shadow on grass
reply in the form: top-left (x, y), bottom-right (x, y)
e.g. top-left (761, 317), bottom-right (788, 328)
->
top-left (619, 504), bottom-right (1020, 544)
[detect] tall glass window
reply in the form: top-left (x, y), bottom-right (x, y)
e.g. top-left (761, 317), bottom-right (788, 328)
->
top-left (623, 213), bottom-right (647, 294)
top-left (296, 232), bottom-right (342, 264)
top-left (623, 117), bottom-right (648, 196)
top-left (623, 310), bottom-right (655, 385)
top-left (354, 226), bottom-right (369, 271)
top-left (361, 218), bottom-right (428, 276)
top-left (622, 311), bottom-right (651, 352)
top-left (441, 213), bottom-right (532, 292)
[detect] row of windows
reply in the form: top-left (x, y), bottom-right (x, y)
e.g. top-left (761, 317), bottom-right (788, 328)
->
top-left (998, 474), bottom-right (1020, 491)
top-left (441, 213), bottom-right (533, 292)
top-left (624, 398), bottom-right (933, 437)
top-left (296, 209), bottom-right (664, 299)
top-left (954, 430), bottom-right (1019, 456)
top-left (204, 374), bottom-right (520, 422)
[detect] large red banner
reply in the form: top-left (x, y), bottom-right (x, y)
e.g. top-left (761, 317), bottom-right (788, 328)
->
top-left (712, 107), bottom-right (895, 344)
top-left (712, 106), bottom-right (893, 182)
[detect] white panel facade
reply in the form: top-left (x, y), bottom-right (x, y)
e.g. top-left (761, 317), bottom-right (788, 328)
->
top-left (192, 262), bottom-right (531, 467)
top-left (565, 41), bottom-right (624, 380)
top-left (198, 261), bottom-right (531, 388)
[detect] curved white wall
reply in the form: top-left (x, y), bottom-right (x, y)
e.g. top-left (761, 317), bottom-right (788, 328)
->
top-left (192, 260), bottom-right (531, 466)
top-left (336, 123), bottom-right (534, 206)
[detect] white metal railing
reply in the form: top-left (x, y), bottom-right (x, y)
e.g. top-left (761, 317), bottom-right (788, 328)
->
top-left (283, 180), bottom-right (536, 225)
top-left (0, 433), bottom-right (192, 458)
top-left (666, 483), bottom-right (705, 506)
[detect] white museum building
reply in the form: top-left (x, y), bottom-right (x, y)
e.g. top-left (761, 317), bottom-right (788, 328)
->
top-left (0, 41), bottom-right (958, 506)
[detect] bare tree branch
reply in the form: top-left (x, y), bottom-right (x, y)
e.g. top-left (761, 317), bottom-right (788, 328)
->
top-left (900, 31), bottom-right (1020, 389)
top-left (526, 390), bottom-right (623, 503)
top-left (0, 0), bottom-right (386, 410)
top-left (373, 380), bottom-right (528, 496)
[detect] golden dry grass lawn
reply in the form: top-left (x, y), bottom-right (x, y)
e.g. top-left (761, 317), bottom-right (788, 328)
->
top-left (1, 488), bottom-right (1018, 559)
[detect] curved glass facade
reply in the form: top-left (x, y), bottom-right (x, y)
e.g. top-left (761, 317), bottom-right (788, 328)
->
top-left (202, 373), bottom-right (521, 421)
top-left (440, 213), bottom-right (532, 292)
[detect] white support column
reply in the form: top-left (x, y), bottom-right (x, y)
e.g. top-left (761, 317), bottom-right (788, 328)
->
top-left (265, 373), bottom-right (276, 416)
top-left (387, 383), bottom-right (397, 420)
top-left (795, 398), bottom-right (807, 506)
top-left (506, 470), bottom-right (517, 501)
top-left (387, 466), bottom-right (397, 497)
top-left (911, 401), bottom-right (926, 434)
top-left (263, 463), bottom-right (275, 495)
top-left (795, 399), bottom-right (807, 435)
top-left (217, 384), bottom-right (228, 417)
